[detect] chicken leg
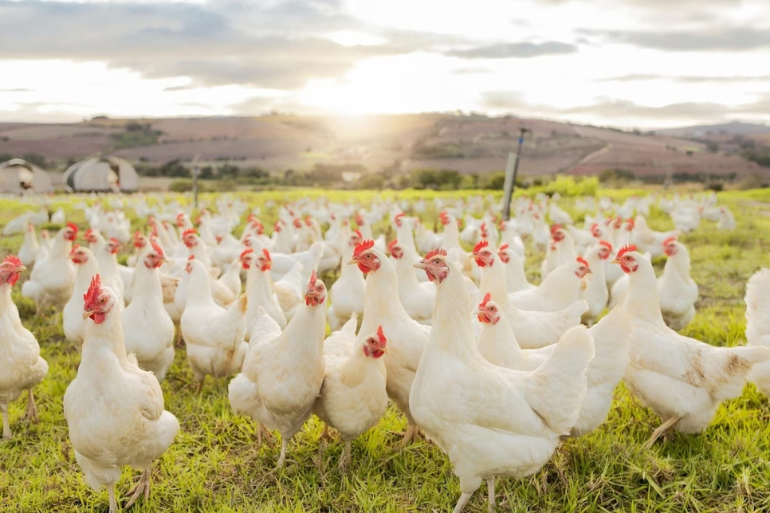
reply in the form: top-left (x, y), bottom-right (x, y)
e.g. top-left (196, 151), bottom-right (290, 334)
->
top-left (108, 486), bottom-right (118, 513)
top-left (317, 424), bottom-right (333, 471)
top-left (398, 422), bottom-right (420, 447)
top-left (644, 417), bottom-right (680, 449)
top-left (487, 478), bottom-right (496, 512)
top-left (24, 389), bottom-right (39, 423)
top-left (125, 466), bottom-right (152, 509)
top-left (1, 406), bottom-right (11, 439)
top-left (338, 441), bottom-right (352, 471)
top-left (453, 492), bottom-right (473, 513)
top-left (276, 437), bottom-right (289, 468)
top-left (257, 423), bottom-right (274, 448)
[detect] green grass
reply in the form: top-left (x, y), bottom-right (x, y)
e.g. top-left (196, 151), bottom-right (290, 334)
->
top-left (1, 188), bottom-right (770, 512)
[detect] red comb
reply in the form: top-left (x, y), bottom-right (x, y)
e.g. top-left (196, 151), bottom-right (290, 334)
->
top-left (353, 239), bottom-right (375, 258)
top-left (479, 292), bottom-right (492, 309)
top-left (425, 248), bottom-right (448, 259)
top-left (182, 228), bottom-right (197, 238)
top-left (550, 224), bottom-right (562, 234)
top-left (83, 274), bottom-right (102, 309)
top-left (188, 255), bottom-right (195, 260)
top-left (577, 257), bottom-right (589, 268)
top-left (239, 247), bottom-right (254, 261)
top-left (354, 229), bottom-right (362, 238)
top-left (176, 213), bottom-right (185, 221)
top-left (66, 222), bottom-right (78, 234)
top-left (599, 240), bottom-right (612, 250)
top-left (473, 240), bottom-right (489, 254)
top-left (70, 244), bottom-right (81, 254)
top-left (3, 254), bottom-right (22, 267)
top-left (663, 236), bottom-right (677, 246)
top-left (308, 269), bottom-right (317, 287)
top-left (617, 244), bottom-right (637, 259)
top-left (377, 325), bottom-right (386, 344)
top-left (262, 248), bottom-right (271, 261)
top-left (151, 239), bottom-right (165, 259)
top-left (498, 243), bottom-right (509, 252)
top-left (388, 239), bottom-right (399, 253)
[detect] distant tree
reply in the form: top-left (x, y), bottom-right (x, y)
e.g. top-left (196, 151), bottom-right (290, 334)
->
top-left (22, 153), bottom-right (46, 168)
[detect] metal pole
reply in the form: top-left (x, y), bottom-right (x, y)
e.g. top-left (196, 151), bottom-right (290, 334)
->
top-left (191, 154), bottom-right (200, 210)
top-left (502, 128), bottom-right (527, 220)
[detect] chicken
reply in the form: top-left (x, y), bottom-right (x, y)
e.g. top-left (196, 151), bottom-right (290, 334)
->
top-left (717, 207), bottom-right (736, 231)
top-left (410, 249), bottom-right (593, 513)
top-left (475, 293), bottom-right (553, 370)
top-left (63, 246), bottom-right (100, 347)
top-left (581, 241), bottom-right (611, 326)
top-left (509, 254), bottom-right (590, 313)
top-left (270, 241), bottom-right (324, 283)
top-left (349, 240), bottom-right (430, 445)
top-left (0, 255), bottom-right (48, 439)
top-left (658, 237), bottom-right (698, 331)
top-left (241, 248), bottom-right (287, 332)
top-left (474, 242), bottom-right (588, 349)
top-left (182, 228), bottom-right (213, 269)
top-left (313, 317), bottom-right (389, 470)
top-left (64, 274), bottom-right (180, 513)
top-left (273, 261), bottom-right (305, 322)
top-left (328, 231), bottom-right (366, 331)
top-left (497, 243), bottom-right (533, 293)
top-left (181, 259), bottom-right (248, 392)
top-left (18, 223), bottom-right (40, 267)
top-left (388, 239), bottom-right (435, 325)
top-left (21, 222), bottom-right (77, 309)
top-left (615, 245), bottom-right (770, 447)
top-left (631, 215), bottom-right (678, 258)
top-left (228, 271), bottom-right (328, 467)
top-left (746, 269), bottom-right (770, 396)
top-left (541, 225), bottom-right (577, 278)
top-left (121, 240), bottom-right (176, 381)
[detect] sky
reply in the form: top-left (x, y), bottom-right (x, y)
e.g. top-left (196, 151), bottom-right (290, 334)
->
top-left (0, 0), bottom-right (769, 128)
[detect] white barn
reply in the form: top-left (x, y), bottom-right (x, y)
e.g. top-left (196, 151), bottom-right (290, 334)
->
top-left (63, 156), bottom-right (139, 193)
top-left (0, 158), bottom-right (53, 194)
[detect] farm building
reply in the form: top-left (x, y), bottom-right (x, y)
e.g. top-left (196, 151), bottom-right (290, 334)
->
top-left (0, 158), bottom-right (53, 194)
top-left (63, 156), bottom-right (139, 192)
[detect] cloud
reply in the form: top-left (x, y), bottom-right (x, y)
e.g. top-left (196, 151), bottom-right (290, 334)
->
top-left (480, 91), bottom-right (770, 124)
top-left (445, 42), bottom-right (577, 59)
top-left (584, 27), bottom-right (770, 52)
top-left (598, 74), bottom-right (770, 83)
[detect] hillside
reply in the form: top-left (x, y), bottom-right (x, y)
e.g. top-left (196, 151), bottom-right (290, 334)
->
top-left (1, 115), bottom-right (767, 180)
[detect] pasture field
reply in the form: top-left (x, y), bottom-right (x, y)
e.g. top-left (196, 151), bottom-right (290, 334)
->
top-left (1, 187), bottom-right (770, 512)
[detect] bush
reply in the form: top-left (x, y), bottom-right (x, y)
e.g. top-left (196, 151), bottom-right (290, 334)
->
top-left (706, 181), bottom-right (724, 192)
top-left (599, 168), bottom-right (635, 183)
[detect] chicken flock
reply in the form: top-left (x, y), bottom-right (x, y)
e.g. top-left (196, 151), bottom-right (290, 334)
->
top-left (1, 190), bottom-right (768, 513)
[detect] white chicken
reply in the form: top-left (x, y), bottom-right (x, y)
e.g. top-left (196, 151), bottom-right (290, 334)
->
top-left (349, 240), bottom-right (431, 445)
top-left (509, 255), bottom-right (590, 313)
top-left (328, 230), bottom-right (366, 331)
top-left (241, 248), bottom-right (287, 331)
top-left (497, 243), bottom-right (533, 293)
top-left (64, 274), bottom-right (179, 512)
top-left (313, 317), bottom-right (389, 470)
top-left (0, 255), bottom-right (49, 439)
top-left (581, 241), bottom-right (611, 326)
top-left (658, 236), bottom-right (698, 330)
top-left (388, 239), bottom-right (435, 325)
top-left (63, 246), bottom-right (100, 347)
top-left (121, 241), bottom-right (176, 381)
top-left (21, 222), bottom-right (77, 309)
top-left (18, 223), bottom-right (40, 267)
top-left (746, 269), bottom-right (770, 396)
top-left (410, 249), bottom-right (593, 513)
top-left (181, 259), bottom-right (248, 392)
top-left (615, 245), bottom-right (770, 447)
top-left (229, 271), bottom-right (328, 467)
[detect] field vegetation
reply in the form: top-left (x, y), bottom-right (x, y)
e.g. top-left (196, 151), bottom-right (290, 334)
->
top-left (1, 186), bottom-right (770, 512)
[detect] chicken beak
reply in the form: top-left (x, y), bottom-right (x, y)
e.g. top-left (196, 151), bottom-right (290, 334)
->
top-left (82, 310), bottom-right (93, 320)
top-left (380, 346), bottom-right (389, 354)
top-left (611, 258), bottom-right (620, 264)
top-left (17, 265), bottom-right (27, 272)
top-left (347, 258), bottom-right (359, 266)
top-left (414, 261), bottom-right (427, 270)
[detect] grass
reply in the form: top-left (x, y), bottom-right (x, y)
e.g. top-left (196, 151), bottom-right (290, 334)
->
top-left (1, 187), bottom-right (770, 512)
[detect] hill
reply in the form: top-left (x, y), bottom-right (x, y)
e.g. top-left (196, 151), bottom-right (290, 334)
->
top-left (1, 115), bottom-right (767, 180)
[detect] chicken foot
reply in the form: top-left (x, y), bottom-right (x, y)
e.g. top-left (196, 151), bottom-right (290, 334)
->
top-left (452, 492), bottom-right (473, 513)
top-left (317, 424), bottom-right (333, 471)
top-left (257, 423), bottom-right (275, 448)
top-left (108, 486), bottom-right (118, 513)
top-left (398, 423), bottom-right (420, 447)
top-left (337, 441), bottom-right (352, 471)
top-left (24, 389), bottom-right (39, 423)
top-left (644, 416), bottom-right (680, 449)
top-left (125, 466), bottom-right (152, 509)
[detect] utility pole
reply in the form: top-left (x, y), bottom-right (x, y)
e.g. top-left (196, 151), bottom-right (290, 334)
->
top-left (191, 154), bottom-right (200, 210)
top-left (502, 127), bottom-right (528, 220)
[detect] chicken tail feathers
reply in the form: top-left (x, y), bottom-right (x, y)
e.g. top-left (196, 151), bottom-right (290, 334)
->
top-left (523, 325), bottom-right (595, 435)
